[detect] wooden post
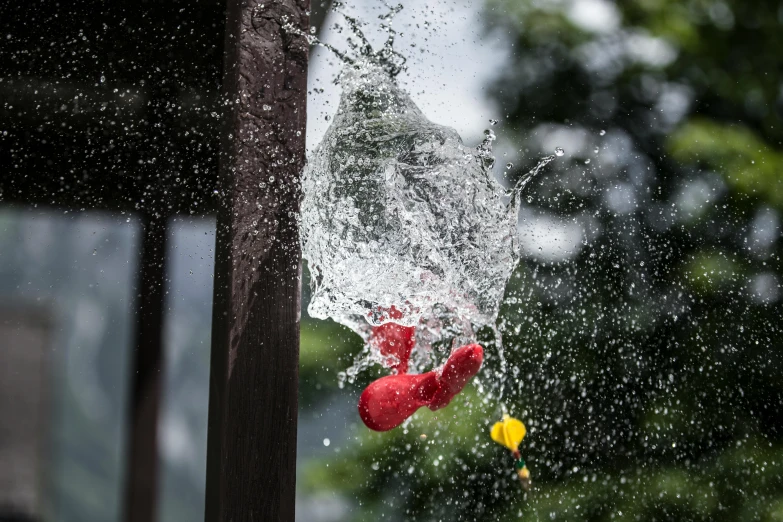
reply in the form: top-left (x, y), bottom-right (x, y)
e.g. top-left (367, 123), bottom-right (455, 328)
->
top-left (124, 215), bottom-right (168, 522)
top-left (204, 0), bottom-right (309, 520)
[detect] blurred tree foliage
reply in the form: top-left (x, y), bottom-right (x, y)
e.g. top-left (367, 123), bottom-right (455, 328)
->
top-left (300, 0), bottom-right (783, 520)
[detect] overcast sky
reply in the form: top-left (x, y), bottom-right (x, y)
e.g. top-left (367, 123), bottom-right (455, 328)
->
top-left (305, 0), bottom-right (512, 151)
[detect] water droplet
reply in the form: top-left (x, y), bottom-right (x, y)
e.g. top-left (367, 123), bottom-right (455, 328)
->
top-left (584, 158), bottom-right (591, 164)
top-left (92, 249), bottom-right (97, 256)
top-left (489, 119), bottom-right (499, 126)
top-left (594, 147), bottom-right (599, 154)
top-left (555, 147), bottom-right (565, 157)
top-left (323, 438), bottom-right (331, 446)
top-left (262, 104), bottom-right (272, 111)
top-left (599, 129), bottom-right (606, 136)
top-left (506, 162), bottom-right (514, 170)
top-left (310, 26), bottom-right (317, 34)
top-left (420, 433), bottom-right (427, 440)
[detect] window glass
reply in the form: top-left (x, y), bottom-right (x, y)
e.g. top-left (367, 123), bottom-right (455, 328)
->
top-left (0, 209), bottom-right (137, 522)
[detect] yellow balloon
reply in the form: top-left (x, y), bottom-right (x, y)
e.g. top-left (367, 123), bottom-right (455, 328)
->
top-left (490, 415), bottom-right (526, 452)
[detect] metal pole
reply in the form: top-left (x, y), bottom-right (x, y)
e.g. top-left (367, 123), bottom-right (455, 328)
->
top-left (204, 0), bottom-right (309, 520)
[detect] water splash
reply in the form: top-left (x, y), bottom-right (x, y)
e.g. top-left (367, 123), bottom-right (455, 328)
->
top-left (288, 2), bottom-right (407, 77)
top-left (298, 7), bottom-right (554, 384)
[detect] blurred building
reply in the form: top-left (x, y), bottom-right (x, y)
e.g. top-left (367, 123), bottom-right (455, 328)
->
top-left (0, 305), bottom-right (53, 521)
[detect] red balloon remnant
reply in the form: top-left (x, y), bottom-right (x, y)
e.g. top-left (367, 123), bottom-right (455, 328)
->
top-left (358, 344), bottom-right (484, 431)
top-left (428, 344), bottom-right (484, 411)
top-left (370, 305), bottom-right (415, 374)
top-left (370, 321), bottom-right (416, 374)
top-left (358, 373), bottom-right (439, 431)
top-left (380, 306), bottom-right (405, 321)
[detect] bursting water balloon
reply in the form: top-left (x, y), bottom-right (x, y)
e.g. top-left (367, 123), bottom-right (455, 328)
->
top-left (298, 7), bottom-right (554, 383)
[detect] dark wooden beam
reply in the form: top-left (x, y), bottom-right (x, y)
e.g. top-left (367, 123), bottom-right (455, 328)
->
top-left (204, 0), bottom-right (309, 520)
top-left (123, 215), bottom-right (168, 522)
